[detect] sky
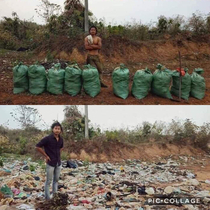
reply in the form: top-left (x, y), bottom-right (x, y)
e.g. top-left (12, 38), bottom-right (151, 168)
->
top-left (0, 105), bottom-right (210, 131)
top-left (0, 0), bottom-right (209, 25)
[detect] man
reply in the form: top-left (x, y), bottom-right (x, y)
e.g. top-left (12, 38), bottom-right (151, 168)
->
top-left (85, 26), bottom-right (108, 88)
top-left (36, 122), bottom-right (63, 200)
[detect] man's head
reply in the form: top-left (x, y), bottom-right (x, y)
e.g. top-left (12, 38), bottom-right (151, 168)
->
top-left (89, 26), bottom-right (97, 36)
top-left (51, 122), bottom-right (63, 135)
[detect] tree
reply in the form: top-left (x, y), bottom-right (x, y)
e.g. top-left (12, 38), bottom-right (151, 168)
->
top-left (62, 105), bottom-right (99, 140)
top-left (35, 0), bottom-right (62, 23)
top-left (2, 12), bottom-right (20, 38)
top-left (188, 12), bottom-right (206, 34)
top-left (157, 16), bottom-right (168, 33)
top-left (142, 122), bottom-right (152, 137)
top-left (167, 15), bottom-right (185, 35)
top-left (166, 119), bottom-right (184, 143)
top-left (10, 105), bottom-right (42, 129)
top-left (206, 14), bottom-right (210, 33)
top-left (62, 105), bottom-right (85, 140)
top-left (64, 0), bottom-right (93, 30)
top-left (183, 119), bottom-right (198, 140)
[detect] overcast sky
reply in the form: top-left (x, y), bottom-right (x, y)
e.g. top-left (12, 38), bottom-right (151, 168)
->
top-left (0, 105), bottom-right (209, 131)
top-left (0, 0), bottom-right (209, 25)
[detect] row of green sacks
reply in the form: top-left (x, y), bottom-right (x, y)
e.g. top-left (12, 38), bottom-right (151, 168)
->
top-left (13, 63), bottom-right (206, 100)
top-left (13, 63), bottom-right (101, 97)
top-left (113, 64), bottom-right (206, 100)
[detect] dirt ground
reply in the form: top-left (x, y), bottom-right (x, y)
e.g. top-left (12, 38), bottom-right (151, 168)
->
top-left (0, 37), bottom-right (210, 105)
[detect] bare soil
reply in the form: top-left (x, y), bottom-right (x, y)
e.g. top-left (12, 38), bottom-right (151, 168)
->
top-left (66, 140), bottom-right (206, 162)
top-left (0, 36), bottom-right (210, 105)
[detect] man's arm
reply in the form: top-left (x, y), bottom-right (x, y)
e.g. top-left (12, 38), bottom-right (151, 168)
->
top-left (35, 136), bottom-right (50, 163)
top-left (36, 147), bottom-right (51, 163)
top-left (91, 37), bottom-right (102, 50)
top-left (85, 37), bottom-right (94, 50)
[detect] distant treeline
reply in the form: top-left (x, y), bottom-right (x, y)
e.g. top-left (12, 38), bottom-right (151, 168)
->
top-left (0, 106), bottom-right (210, 159)
top-left (0, 2), bottom-right (210, 51)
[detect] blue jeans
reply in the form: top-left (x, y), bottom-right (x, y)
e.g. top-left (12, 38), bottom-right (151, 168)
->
top-left (44, 163), bottom-right (61, 200)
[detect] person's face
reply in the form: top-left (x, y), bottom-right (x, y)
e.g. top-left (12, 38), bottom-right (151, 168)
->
top-left (90, 28), bottom-right (96, 35)
top-left (53, 126), bottom-right (61, 135)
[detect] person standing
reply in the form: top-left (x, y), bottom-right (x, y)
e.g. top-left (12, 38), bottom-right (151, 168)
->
top-left (85, 26), bottom-right (108, 88)
top-left (36, 122), bottom-right (63, 200)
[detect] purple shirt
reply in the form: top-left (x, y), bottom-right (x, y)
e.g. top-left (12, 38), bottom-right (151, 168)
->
top-left (36, 134), bottom-right (63, 167)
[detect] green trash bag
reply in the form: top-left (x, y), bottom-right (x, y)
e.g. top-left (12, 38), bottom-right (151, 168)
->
top-left (191, 68), bottom-right (206, 99)
top-left (28, 64), bottom-right (46, 95)
top-left (0, 184), bottom-right (13, 197)
top-left (65, 64), bottom-right (82, 96)
top-left (13, 62), bottom-right (28, 94)
top-left (152, 64), bottom-right (173, 99)
top-left (112, 64), bottom-right (130, 99)
top-left (132, 68), bottom-right (153, 99)
top-left (171, 68), bottom-right (191, 100)
top-left (82, 64), bottom-right (101, 97)
top-left (47, 63), bottom-right (65, 95)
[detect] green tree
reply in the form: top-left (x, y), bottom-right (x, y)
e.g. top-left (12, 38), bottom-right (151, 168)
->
top-left (2, 12), bottom-right (20, 38)
top-left (157, 16), bottom-right (168, 33)
top-left (62, 106), bottom-right (100, 140)
top-left (206, 14), bottom-right (210, 33)
top-left (183, 119), bottom-right (198, 140)
top-left (64, 0), bottom-right (93, 30)
top-left (142, 122), bottom-right (152, 137)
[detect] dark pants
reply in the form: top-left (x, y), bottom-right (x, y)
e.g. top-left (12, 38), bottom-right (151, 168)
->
top-left (86, 54), bottom-right (103, 81)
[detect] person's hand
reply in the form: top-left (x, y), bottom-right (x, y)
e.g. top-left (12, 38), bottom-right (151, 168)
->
top-left (45, 156), bottom-right (51, 163)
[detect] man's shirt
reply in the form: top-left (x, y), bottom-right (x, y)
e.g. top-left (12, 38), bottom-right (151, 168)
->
top-left (36, 134), bottom-right (63, 167)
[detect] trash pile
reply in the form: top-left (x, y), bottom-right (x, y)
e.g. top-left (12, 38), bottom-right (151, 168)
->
top-left (0, 155), bottom-right (210, 209)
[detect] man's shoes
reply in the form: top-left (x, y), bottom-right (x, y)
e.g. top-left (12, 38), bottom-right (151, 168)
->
top-left (101, 82), bottom-right (108, 88)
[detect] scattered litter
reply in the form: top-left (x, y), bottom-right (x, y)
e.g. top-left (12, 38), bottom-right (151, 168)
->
top-left (0, 156), bottom-right (209, 209)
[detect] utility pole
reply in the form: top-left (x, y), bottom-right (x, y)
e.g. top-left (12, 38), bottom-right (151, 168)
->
top-left (84, 0), bottom-right (89, 32)
top-left (178, 51), bottom-right (182, 102)
top-left (85, 105), bottom-right (89, 139)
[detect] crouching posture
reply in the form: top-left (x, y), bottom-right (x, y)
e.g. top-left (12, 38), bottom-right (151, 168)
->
top-left (36, 122), bottom-right (64, 200)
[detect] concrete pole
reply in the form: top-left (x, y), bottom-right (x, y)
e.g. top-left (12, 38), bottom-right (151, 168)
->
top-left (85, 105), bottom-right (89, 139)
top-left (84, 0), bottom-right (89, 32)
